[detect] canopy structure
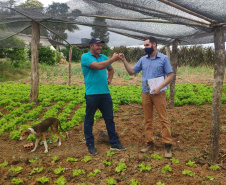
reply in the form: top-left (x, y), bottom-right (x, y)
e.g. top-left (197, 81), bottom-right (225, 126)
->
top-left (0, 0), bottom-right (226, 47)
top-left (0, 0), bottom-right (225, 163)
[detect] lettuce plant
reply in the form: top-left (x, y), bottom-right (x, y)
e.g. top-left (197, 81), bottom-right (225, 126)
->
top-left (73, 169), bottom-right (85, 177)
top-left (139, 161), bottom-right (152, 172)
top-left (182, 169), bottom-right (194, 176)
top-left (87, 169), bottom-right (101, 177)
top-left (106, 177), bottom-right (116, 185)
top-left (81, 156), bottom-right (92, 163)
top-left (54, 166), bottom-right (65, 175)
top-left (12, 178), bottom-right (23, 185)
top-left (115, 162), bottom-right (127, 173)
top-left (54, 176), bottom-right (66, 185)
top-left (37, 176), bottom-right (49, 184)
top-left (161, 165), bottom-right (172, 174)
top-left (66, 157), bottom-right (78, 162)
top-left (0, 161), bottom-right (8, 167)
top-left (186, 160), bottom-right (195, 167)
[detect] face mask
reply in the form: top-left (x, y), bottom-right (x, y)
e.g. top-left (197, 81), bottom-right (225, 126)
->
top-left (144, 47), bottom-right (154, 55)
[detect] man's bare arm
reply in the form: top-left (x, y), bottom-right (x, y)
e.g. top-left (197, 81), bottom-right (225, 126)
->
top-left (89, 53), bottom-right (119, 70)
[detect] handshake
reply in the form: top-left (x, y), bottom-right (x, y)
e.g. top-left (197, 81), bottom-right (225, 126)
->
top-left (111, 53), bottom-right (126, 62)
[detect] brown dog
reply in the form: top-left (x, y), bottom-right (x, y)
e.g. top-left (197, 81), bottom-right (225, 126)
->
top-left (20, 117), bottom-right (63, 153)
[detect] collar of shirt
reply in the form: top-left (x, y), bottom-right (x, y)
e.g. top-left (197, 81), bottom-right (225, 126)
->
top-left (146, 51), bottom-right (161, 59)
top-left (88, 50), bottom-right (102, 58)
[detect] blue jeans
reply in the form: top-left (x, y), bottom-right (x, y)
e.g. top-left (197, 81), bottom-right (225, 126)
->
top-left (84, 93), bottom-right (119, 145)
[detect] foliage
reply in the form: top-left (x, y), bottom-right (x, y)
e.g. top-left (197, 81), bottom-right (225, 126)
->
top-left (156, 182), bottom-right (165, 185)
top-left (37, 176), bottom-right (49, 184)
top-left (151, 154), bottom-right (163, 160)
top-left (112, 46), bottom-right (145, 63)
top-left (130, 179), bottom-right (139, 185)
top-left (28, 45), bottom-right (57, 65)
top-left (12, 178), bottom-right (23, 185)
top-left (54, 176), bottom-right (66, 185)
top-left (9, 130), bottom-right (21, 140)
top-left (73, 169), bottom-right (85, 176)
top-left (51, 156), bottom-right (58, 163)
top-left (115, 162), bottom-right (127, 173)
top-left (161, 165), bottom-right (172, 174)
top-left (87, 169), bottom-right (101, 177)
top-left (206, 175), bottom-right (215, 180)
top-left (1, 48), bottom-right (26, 67)
top-left (66, 157), bottom-right (78, 162)
top-left (29, 159), bottom-right (36, 163)
top-left (19, 0), bottom-right (43, 8)
top-left (186, 160), bottom-right (195, 167)
top-left (91, 16), bottom-right (109, 44)
top-left (54, 166), bottom-right (65, 174)
top-left (138, 161), bottom-right (152, 172)
top-left (182, 169), bottom-right (195, 176)
top-left (170, 157), bottom-right (180, 164)
top-left (30, 167), bottom-right (44, 175)
top-left (0, 161), bottom-right (8, 167)
top-left (27, 134), bottom-right (36, 142)
top-left (107, 150), bottom-right (115, 157)
top-left (210, 165), bottom-right (220, 171)
top-left (106, 177), bottom-right (116, 185)
top-left (46, 2), bottom-right (79, 43)
top-left (9, 166), bottom-right (23, 176)
top-left (103, 160), bottom-right (113, 166)
top-left (159, 45), bottom-right (215, 67)
top-left (81, 156), bottom-right (92, 163)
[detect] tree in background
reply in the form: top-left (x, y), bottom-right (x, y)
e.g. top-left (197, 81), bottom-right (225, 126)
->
top-left (0, 36), bottom-right (26, 67)
top-left (46, 2), bottom-right (79, 49)
top-left (91, 15), bottom-right (109, 44)
top-left (19, 0), bottom-right (43, 8)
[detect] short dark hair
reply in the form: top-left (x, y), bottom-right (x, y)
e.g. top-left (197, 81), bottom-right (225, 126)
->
top-left (145, 37), bottom-right (157, 47)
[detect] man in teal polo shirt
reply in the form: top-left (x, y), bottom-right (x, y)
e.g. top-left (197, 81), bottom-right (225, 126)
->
top-left (119, 37), bottom-right (173, 158)
top-left (81, 38), bottom-right (126, 155)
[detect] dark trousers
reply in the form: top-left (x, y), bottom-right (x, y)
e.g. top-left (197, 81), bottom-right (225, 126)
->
top-left (84, 93), bottom-right (119, 145)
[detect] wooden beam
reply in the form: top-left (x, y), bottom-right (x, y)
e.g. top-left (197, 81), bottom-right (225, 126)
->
top-left (8, 7), bottom-right (73, 47)
top-left (158, 0), bottom-right (217, 24)
top-left (68, 45), bottom-right (72, 86)
top-left (85, 15), bottom-right (210, 28)
top-left (29, 20), bottom-right (40, 103)
top-left (95, 0), bottom-right (209, 25)
top-left (168, 39), bottom-right (178, 109)
top-left (0, 25), bottom-right (31, 42)
top-left (209, 25), bottom-right (226, 163)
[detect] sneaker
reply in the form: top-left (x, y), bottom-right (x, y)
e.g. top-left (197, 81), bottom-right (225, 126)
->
top-left (164, 143), bottom-right (172, 158)
top-left (87, 143), bottom-right (98, 155)
top-left (140, 142), bottom-right (154, 153)
top-left (110, 143), bottom-right (126, 151)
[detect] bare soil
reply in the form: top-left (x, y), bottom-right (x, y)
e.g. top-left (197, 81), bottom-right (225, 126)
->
top-left (0, 63), bottom-right (226, 185)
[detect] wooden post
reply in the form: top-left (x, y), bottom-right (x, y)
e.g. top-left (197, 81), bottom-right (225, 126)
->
top-left (209, 25), bottom-right (226, 163)
top-left (29, 20), bottom-right (40, 103)
top-left (68, 45), bottom-right (72, 86)
top-left (168, 39), bottom-right (178, 109)
top-left (165, 45), bottom-right (171, 60)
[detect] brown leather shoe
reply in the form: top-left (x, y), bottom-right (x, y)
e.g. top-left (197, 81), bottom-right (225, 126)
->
top-left (140, 142), bottom-right (154, 153)
top-left (165, 143), bottom-right (172, 158)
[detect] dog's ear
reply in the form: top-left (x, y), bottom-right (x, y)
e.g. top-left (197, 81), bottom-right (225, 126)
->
top-left (25, 130), bottom-right (31, 135)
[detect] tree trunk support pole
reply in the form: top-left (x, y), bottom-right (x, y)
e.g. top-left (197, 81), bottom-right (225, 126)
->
top-left (168, 39), bottom-right (178, 109)
top-left (68, 45), bottom-right (72, 86)
top-left (29, 20), bottom-right (40, 103)
top-left (209, 25), bottom-right (226, 163)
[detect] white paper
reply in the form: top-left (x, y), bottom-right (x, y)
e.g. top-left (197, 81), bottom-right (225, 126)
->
top-left (147, 76), bottom-right (167, 94)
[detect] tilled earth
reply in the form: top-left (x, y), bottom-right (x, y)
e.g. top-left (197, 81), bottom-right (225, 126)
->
top-left (0, 64), bottom-right (226, 185)
top-left (0, 103), bottom-right (226, 185)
